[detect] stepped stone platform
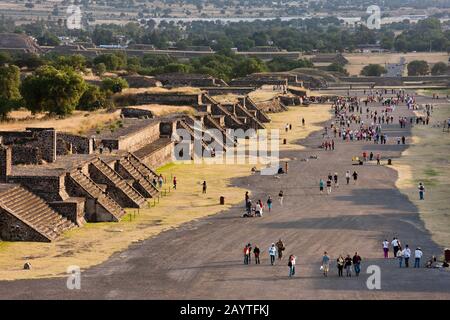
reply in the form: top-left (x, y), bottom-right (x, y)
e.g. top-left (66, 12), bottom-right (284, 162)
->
top-left (0, 184), bottom-right (76, 242)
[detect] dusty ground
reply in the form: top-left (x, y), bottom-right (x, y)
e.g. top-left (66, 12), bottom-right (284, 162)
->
top-left (0, 104), bottom-right (330, 281)
top-left (344, 52), bottom-right (449, 76)
top-left (0, 90), bottom-right (449, 299)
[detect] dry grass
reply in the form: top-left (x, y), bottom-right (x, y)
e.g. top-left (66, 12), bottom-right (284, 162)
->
top-left (126, 104), bottom-right (197, 116)
top-left (248, 89), bottom-right (282, 103)
top-left (393, 98), bottom-right (450, 247)
top-left (344, 52), bottom-right (450, 76)
top-left (0, 103), bottom-right (332, 280)
top-left (0, 110), bottom-right (121, 135)
top-left (212, 94), bottom-right (241, 104)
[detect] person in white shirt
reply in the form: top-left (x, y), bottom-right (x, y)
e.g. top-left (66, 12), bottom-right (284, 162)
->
top-left (391, 237), bottom-right (400, 257)
top-left (269, 244), bottom-right (277, 265)
top-left (402, 245), bottom-right (411, 268)
top-left (288, 255), bottom-right (296, 277)
top-left (255, 203), bottom-right (263, 217)
top-left (382, 239), bottom-right (389, 258)
top-left (414, 247), bottom-right (423, 268)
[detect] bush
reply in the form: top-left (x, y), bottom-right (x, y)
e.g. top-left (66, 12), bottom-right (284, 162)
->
top-left (431, 62), bottom-right (449, 75)
top-left (407, 60), bottom-right (429, 76)
top-left (101, 77), bottom-right (129, 93)
top-left (77, 85), bottom-right (108, 111)
top-left (360, 64), bottom-right (387, 76)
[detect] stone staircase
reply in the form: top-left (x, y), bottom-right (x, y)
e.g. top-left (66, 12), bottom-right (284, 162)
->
top-left (69, 170), bottom-right (125, 221)
top-left (90, 158), bottom-right (146, 208)
top-left (116, 157), bottom-right (159, 198)
top-left (235, 103), bottom-right (266, 129)
top-left (128, 153), bottom-right (159, 180)
top-left (178, 120), bottom-right (211, 155)
top-left (244, 97), bottom-right (272, 123)
top-left (0, 185), bottom-right (76, 242)
top-left (204, 115), bottom-right (236, 146)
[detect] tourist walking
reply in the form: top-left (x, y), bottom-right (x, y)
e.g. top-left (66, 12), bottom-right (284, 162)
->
top-left (288, 254), bottom-right (296, 277)
top-left (418, 182), bottom-right (425, 200)
top-left (319, 179), bottom-right (324, 194)
top-left (352, 171), bottom-right (358, 184)
top-left (321, 251), bottom-right (330, 277)
top-left (158, 174), bottom-right (164, 188)
top-left (333, 172), bottom-right (339, 187)
top-left (344, 254), bottom-right (352, 277)
top-left (173, 176), bottom-right (177, 190)
top-left (243, 244), bottom-right (250, 265)
top-left (337, 255), bottom-right (344, 277)
top-left (326, 178), bottom-right (332, 194)
top-left (202, 181), bottom-right (207, 194)
top-left (269, 243), bottom-right (277, 265)
top-left (402, 245), bottom-right (411, 268)
top-left (392, 237), bottom-right (400, 257)
top-left (254, 245), bottom-right (260, 264)
top-left (345, 170), bottom-right (350, 185)
top-left (353, 252), bottom-right (362, 277)
top-left (383, 239), bottom-right (389, 258)
top-left (276, 239), bottom-right (285, 260)
top-left (414, 247), bottom-right (423, 268)
top-left (266, 196), bottom-right (273, 212)
top-left (398, 249), bottom-right (404, 268)
top-left (278, 190), bottom-right (284, 206)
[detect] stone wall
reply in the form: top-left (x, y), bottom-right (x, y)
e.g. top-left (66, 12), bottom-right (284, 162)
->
top-left (140, 141), bottom-right (174, 169)
top-left (118, 122), bottom-right (161, 152)
top-left (11, 145), bottom-right (41, 164)
top-left (0, 145), bottom-right (12, 183)
top-left (203, 87), bottom-right (255, 95)
top-left (49, 198), bottom-right (85, 226)
top-left (7, 175), bottom-right (67, 202)
top-left (57, 133), bottom-right (93, 154)
top-left (0, 128), bottom-right (56, 163)
top-left (116, 92), bottom-right (203, 107)
top-left (0, 208), bottom-right (49, 242)
top-left (121, 107), bottom-right (154, 119)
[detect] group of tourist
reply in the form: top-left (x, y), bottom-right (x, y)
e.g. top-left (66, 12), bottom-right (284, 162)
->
top-left (382, 237), bottom-right (425, 268)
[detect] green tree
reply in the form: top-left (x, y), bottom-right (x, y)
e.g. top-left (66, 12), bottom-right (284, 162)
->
top-left (431, 62), bottom-right (449, 75)
top-left (0, 65), bottom-right (21, 119)
top-left (0, 51), bottom-right (12, 66)
top-left (101, 77), bottom-right (129, 94)
top-left (407, 60), bottom-right (429, 76)
top-left (233, 58), bottom-right (267, 78)
top-left (77, 85), bottom-right (108, 111)
top-left (20, 66), bottom-right (87, 116)
top-left (53, 54), bottom-right (87, 72)
top-left (360, 64), bottom-right (387, 76)
top-left (94, 53), bottom-right (127, 71)
top-left (94, 62), bottom-right (106, 76)
top-left (327, 63), bottom-right (349, 75)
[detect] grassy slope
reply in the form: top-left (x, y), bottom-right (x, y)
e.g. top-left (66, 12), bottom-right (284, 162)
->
top-left (394, 96), bottom-right (450, 248)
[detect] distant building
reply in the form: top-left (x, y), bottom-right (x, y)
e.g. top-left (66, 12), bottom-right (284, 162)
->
top-left (0, 33), bottom-right (42, 54)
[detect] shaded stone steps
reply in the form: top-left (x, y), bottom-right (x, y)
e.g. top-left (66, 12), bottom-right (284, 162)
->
top-left (116, 157), bottom-right (159, 198)
top-left (0, 185), bottom-right (76, 242)
top-left (69, 170), bottom-right (125, 221)
top-left (90, 158), bottom-right (146, 208)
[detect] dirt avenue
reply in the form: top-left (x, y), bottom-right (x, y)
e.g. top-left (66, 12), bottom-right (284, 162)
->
top-left (0, 89), bottom-right (449, 300)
